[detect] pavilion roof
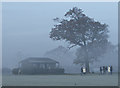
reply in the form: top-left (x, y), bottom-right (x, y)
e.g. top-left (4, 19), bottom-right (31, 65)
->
top-left (19, 57), bottom-right (59, 64)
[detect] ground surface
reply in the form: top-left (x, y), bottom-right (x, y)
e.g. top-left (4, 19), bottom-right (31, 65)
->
top-left (2, 73), bottom-right (118, 86)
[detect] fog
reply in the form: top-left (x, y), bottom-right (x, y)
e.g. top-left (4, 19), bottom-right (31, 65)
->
top-left (2, 2), bottom-right (118, 73)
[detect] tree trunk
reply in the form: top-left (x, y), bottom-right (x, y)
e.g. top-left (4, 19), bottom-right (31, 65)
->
top-left (85, 60), bottom-right (89, 73)
top-left (83, 43), bottom-right (90, 73)
top-left (84, 45), bottom-right (90, 73)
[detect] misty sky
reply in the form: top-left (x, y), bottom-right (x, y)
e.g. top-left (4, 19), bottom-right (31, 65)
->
top-left (2, 2), bottom-right (118, 68)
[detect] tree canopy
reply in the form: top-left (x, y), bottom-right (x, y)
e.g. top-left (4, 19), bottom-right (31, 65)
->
top-left (50, 7), bottom-right (109, 48)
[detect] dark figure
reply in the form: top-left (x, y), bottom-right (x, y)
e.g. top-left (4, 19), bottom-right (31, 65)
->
top-left (103, 66), bottom-right (106, 74)
top-left (105, 66), bottom-right (108, 73)
top-left (81, 67), bottom-right (83, 75)
top-left (110, 66), bottom-right (113, 75)
top-left (100, 67), bottom-right (102, 75)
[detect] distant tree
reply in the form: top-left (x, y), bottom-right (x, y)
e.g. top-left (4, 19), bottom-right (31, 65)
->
top-left (50, 7), bottom-right (109, 73)
top-left (44, 46), bottom-right (74, 67)
top-left (74, 42), bottom-right (114, 66)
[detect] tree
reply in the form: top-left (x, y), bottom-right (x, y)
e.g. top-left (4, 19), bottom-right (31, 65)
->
top-left (44, 46), bottom-right (76, 73)
top-left (50, 7), bottom-right (109, 73)
top-left (74, 42), bottom-right (114, 68)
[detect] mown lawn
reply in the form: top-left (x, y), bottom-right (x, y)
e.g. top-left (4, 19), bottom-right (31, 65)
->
top-left (2, 73), bottom-right (118, 86)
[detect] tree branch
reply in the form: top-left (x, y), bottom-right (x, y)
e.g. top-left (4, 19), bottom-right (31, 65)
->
top-left (67, 44), bottom-right (77, 49)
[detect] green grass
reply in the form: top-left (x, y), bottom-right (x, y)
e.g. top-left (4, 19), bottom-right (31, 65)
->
top-left (2, 73), bottom-right (118, 86)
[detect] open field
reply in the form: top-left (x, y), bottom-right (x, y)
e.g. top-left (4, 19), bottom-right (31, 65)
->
top-left (2, 73), bottom-right (118, 86)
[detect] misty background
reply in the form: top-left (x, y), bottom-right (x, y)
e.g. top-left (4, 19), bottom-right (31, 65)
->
top-left (2, 2), bottom-right (118, 73)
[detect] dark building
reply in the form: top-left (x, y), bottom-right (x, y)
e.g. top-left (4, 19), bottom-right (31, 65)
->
top-left (12, 57), bottom-right (64, 75)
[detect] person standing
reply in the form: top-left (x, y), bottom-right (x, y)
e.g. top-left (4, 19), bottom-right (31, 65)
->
top-left (110, 66), bottom-right (113, 75)
top-left (100, 67), bottom-right (102, 75)
top-left (81, 67), bottom-right (83, 75)
top-left (105, 66), bottom-right (108, 74)
top-left (83, 67), bottom-right (86, 74)
top-left (103, 66), bottom-right (105, 74)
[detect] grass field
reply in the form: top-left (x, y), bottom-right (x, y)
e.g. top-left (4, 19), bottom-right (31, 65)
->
top-left (2, 73), bottom-right (118, 86)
